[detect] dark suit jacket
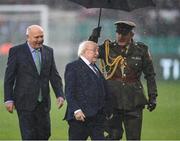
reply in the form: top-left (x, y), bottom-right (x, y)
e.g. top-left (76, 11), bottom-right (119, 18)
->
top-left (4, 42), bottom-right (64, 111)
top-left (64, 58), bottom-right (111, 121)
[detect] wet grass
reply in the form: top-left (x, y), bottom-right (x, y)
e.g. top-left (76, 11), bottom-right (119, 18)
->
top-left (0, 81), bottom-right (180, 140)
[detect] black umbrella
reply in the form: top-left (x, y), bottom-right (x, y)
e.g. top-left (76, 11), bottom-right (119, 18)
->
top-left (68, 0), bottom-right (156, 27)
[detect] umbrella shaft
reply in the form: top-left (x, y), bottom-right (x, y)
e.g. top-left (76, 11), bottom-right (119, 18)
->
top-left (98, 8), bottom-right (102, 27)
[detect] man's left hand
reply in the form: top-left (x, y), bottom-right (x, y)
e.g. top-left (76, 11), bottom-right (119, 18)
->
top-left (5, 102), bottom-right (15, 113)
top-left (57, 97), bottom-right (64, 109)
top-left (147, 97), bottom-right (157, 112)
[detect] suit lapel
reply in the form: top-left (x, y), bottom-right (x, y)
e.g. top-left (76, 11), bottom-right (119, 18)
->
top-left (94, 64), bottom-right (103, 78)
top-left (79, 58), bottom-right (101, 79)
top-left (24, 42), bottom-right (44, 75)
top-left (78, 58), bottom-right (94, 76)
top-left (78, 58), bottom-right (105, 95)
top-left (24, 43), bottom-right (38, 73)
top-left (40, 46), bottom-right (45, 75)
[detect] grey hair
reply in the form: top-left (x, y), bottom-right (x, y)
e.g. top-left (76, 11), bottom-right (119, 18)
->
top-left (26, 25), bottom-right (44, 35)
top-left (77, 41), bottom-right (97, 57)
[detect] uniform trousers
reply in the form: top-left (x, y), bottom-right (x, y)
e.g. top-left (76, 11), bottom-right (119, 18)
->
top-left (105, 108), bottom-right (143, 140)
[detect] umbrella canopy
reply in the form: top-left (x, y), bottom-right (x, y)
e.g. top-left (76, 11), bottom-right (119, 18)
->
top-left (69, 0), bottom-right (156, 27)
top-left (69, 0), bottom-right (155, 11)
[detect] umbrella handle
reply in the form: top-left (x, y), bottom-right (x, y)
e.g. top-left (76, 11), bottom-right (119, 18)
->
top-left (97, 8), bottom-right (102, 28)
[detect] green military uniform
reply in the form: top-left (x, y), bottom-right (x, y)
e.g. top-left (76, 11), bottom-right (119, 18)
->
top-left (89, 21), bottom-right (158, 140)
top-left (99, 39), bottom-right (157, 140)
top-left (99, 39), bottom-right (157, 110)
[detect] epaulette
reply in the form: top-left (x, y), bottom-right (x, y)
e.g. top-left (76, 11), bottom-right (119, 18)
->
top-left (103, 39), bottom-right (113, 48)
top-left (136, 41), bottom-right (147, 47)
top-left (104, 39), bottom-right (112, 44)
top-left (135, 41), bottom-right (148, 50)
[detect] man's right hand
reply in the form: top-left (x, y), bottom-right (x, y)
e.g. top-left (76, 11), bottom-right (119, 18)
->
top-left (57, 97), bottom-right (64, 109)
top-left (74, 111), bottom-right (86, 122)
top-left (91, 26), bottom-right (102, 38)
top-left (88, 26), bottom-right (102, 43)
top-left (5, 102), bottom-right (15, 113)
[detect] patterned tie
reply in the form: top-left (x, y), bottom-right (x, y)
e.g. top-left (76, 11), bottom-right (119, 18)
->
top-left (34, 49), bottom-right (42, 102)
top-left (34, 49), bottom-right (41, 74)
top-left (90, 63), bottom-right (100, 77)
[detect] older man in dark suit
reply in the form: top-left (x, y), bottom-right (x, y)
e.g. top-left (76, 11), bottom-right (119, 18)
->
top-left (64, 41), bottom-right (112, 140)
top-left (4, 25), bottom-right (64, 140)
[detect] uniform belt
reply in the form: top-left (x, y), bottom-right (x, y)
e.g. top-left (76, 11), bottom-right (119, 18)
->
top-left (111, 77), bottom-right (139, 83)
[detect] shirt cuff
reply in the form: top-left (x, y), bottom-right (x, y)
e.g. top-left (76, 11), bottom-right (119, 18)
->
top-left (5, 100), bottom-right (14, 104)
top-left (74, 109), bottom-right (82, 115)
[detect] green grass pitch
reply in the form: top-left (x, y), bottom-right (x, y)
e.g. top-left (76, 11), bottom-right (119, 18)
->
top-left (0, 80), bottom-right (180, 140)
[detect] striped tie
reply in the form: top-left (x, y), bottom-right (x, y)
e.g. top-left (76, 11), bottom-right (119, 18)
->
top-left (90, 63), bottom-right (100, 77)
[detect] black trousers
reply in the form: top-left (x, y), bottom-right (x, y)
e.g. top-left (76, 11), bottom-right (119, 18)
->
top-left (16, 102), bottom-right (51, 140)
top-left (104, 108), bottom-right (143, 140)
top-left (68, 110), bottom-right (105, 140)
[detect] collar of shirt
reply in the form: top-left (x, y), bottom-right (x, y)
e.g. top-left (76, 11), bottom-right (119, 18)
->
top-left (80, 55), bottom-right (91, 66)
top-left (27, 42), bottom-right (42, 63)
top-left (80, 56), bottom-right (97, 73)
top-left (27, 42), bottom-right (36, 53)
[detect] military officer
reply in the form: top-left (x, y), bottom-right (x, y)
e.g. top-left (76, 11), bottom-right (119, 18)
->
top-left (89, 21), bottom-right (158, 140)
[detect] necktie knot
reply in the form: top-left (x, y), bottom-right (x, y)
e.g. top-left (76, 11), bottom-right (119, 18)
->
top-left (90, 63), bottom-right (100, 77)
top-left (90, 63), bottom-right (95, 67)
top-left (35, 48), bottom-right (41, 52)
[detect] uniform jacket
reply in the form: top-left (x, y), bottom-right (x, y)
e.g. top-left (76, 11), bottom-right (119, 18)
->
top-left (4, 42), bottom-right (64, 111)
top-left (64, 58), bottom-right (111, 121)
top-left (99, 40), bottom-right (158, 110)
